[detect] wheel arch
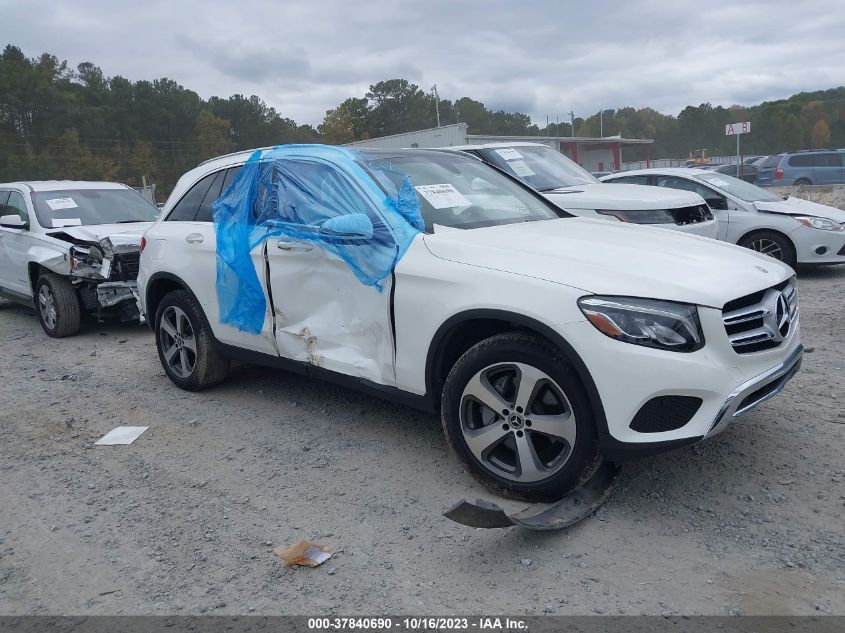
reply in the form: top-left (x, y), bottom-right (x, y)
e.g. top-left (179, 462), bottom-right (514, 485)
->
top-left (424, 309), bottom-right (609, 440)
top-left (145, 272), bottom-right (205, 324)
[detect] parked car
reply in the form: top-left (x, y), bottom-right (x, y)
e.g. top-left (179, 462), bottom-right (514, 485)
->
top-left (756, 150), bottom-right (845, 186)
top-left (713, 163), bottom-right (758, 183)
top-left (443, 143), bottom-right (718, 238)
top-left (0, 181), bottom-right (159, 336)
top-left (601, 168), bottom-right (845, 267)
top-left (139, 145), bottom-right (803, 502)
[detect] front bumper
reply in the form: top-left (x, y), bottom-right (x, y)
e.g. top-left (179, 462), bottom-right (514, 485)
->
top-left (557, 303), bottom-right (802, 460)
top-left (705, 344), bottom-right (803, 438)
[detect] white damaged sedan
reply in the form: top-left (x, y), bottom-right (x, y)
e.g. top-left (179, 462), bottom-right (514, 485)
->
top-left (602, 168), bottom-right (845, 268)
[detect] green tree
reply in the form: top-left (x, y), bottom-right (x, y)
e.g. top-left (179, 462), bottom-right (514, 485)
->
top-left (194, 110), bottom-right (233, 162)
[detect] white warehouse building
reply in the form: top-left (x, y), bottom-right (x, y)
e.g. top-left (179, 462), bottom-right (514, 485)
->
top-left (345, 123), bottom-right (655, 172)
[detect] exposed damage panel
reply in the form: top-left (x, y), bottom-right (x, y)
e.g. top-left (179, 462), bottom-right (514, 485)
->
top-left (48, 229), bottom-right (144, 320)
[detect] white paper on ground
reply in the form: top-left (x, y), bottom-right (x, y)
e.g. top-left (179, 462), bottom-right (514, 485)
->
top-left (95, 426), bottom-right (148, 445)
top-left (52, 218), bottom-right (82, 227)
top-left (45, 197), bottom-right (79, 211)
top-left (494, 148), bottom-right (524, 161)
top-left (414, 184), bottom-right (471, 209)
top-left (509, 160), bottom-right (535, 177)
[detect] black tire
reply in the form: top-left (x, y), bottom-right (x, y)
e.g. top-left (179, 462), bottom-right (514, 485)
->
top-left (35, 273), bottom-right (81, 338)
top-left (793, 178), bottom-right (811, 186)
top-left (738, 230), bottom-right (797, 268)
top-left (155, 289), bottom-right (229, 391)
top-left (441, 331), bottom-right (601, 502)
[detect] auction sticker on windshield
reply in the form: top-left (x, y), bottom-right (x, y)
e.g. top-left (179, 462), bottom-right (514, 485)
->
top-left (494, 148), bottom-right (524, 161)
top-left (509, 160), bottom-right (535, 177)
top-left (414, 184), bottom-right (471, 209)
top-left (45, 197), bottom-right (79, 211)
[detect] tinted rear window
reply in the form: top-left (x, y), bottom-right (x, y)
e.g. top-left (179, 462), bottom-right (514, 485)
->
top-left (788, 154), bottom-right (818, 167)
top-left (759, 155), bottom-right (782, 169)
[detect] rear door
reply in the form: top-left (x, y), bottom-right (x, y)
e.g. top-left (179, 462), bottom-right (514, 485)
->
top-left (153, 166), bottom-right (278, 355)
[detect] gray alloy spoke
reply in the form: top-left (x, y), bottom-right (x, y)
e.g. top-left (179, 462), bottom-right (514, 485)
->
top-left (163, 343), bottom-right (179, 363)
top-left (529, 413), bottom-right (576, 447)
top-left (463, 423), bottom-right (510, 462)
top-left (463, 371), bottom-right (511, 414)
top-left (514, 432), bottom-right (546, 482)
top-left (160, 317), bottom-right (177, 339)
top-left (513, 363), bottom-right (548, 412)
top-left (182, 335), bottom-right (197, 353)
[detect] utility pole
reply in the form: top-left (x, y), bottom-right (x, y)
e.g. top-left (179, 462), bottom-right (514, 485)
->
top-left (569, 110), bottom-right (575, 137)
top-left (600, 110), bottom-right (603, 138)
top-left (432, 84), bottom-right (441, 127)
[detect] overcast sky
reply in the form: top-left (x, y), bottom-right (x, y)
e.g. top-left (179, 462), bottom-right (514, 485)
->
top-left (2, 0), bottom-right (843, 127)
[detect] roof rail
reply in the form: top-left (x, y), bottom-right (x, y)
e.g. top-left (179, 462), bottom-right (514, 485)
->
top-left (197, 146), bottom-right (273, 167)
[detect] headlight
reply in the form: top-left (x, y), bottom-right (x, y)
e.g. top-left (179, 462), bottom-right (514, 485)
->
top-left (795, 216), bottom-right (843, 231)
top-left (578, 296), bottom-right (704, 352)
top-left (595, 209), bottom-right (676, 224)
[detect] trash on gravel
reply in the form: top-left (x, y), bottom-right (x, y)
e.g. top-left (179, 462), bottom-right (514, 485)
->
top-left (94, 426), bottom-right (148, 446)
top-left (443, 460), bottom-right (621, 531)
top-left (274, 540), bottom-right (333, 567)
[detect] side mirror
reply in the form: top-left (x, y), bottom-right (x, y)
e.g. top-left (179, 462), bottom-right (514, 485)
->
top-left (0, 214), bottom-right (26, 229)
top-left (706, 198), bottom-right (728, 211)
top-left (319, 214), bottom-right (374, 240)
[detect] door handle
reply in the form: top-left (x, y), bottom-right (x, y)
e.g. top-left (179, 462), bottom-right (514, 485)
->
top-left (185, 233), bottom-right (204, 244)
top-left (276, 239), bottom-right (313, 253)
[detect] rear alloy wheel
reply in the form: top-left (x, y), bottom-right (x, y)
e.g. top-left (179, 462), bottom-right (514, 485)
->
top-left (738, 231), bottom-right (796, 268)
top-left (155, 289), bottom-right (229, 390)
top-left (35, 274), bottom-right (81, 338)
top-left (442, 332), bottom-right (600, 502)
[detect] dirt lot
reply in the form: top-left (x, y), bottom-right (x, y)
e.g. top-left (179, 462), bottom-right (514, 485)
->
top-left (0, 267), bottom-right (843, 617)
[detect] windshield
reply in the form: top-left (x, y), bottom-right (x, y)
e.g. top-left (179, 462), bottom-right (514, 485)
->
top-left (697, 173), bottom-right (782, 203)
top-left (477, 145), bottom-right (598, 190)
top-left (31, 188), bottom-right (159, 228)
top-left (360, 150), bottom-right (564, 232)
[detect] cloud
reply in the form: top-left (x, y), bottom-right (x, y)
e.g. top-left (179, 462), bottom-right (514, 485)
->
top-left (1, 0), bottom-right (842, 127)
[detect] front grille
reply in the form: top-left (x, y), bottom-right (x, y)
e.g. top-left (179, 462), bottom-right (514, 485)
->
top-left (722, 279), bottom-right (797, 354)
top-left (629, 396), bottom-right (702, 433)
top-left (110, 253), bottom-right (140, 281)
top-left (668, 204), bottom-right (713, 225)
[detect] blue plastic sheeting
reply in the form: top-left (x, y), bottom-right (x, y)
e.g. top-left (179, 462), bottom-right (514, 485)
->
top-left (212, 144), bottom-right (424, 334)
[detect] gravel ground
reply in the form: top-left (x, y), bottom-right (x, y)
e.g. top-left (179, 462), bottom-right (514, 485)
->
top-left (0, 267), bottom-right (843, 617)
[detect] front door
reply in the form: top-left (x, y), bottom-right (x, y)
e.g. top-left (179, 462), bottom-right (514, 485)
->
top-left (0, 191), bottom-right (36, 296)
top-left (264, 159), bottom-right (396, 385)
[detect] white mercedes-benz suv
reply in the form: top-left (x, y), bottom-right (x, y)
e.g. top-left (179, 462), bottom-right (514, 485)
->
top-left (447, 142), bottom-right (719, 238)
top-left (138, 145), bottom-right (802, 501)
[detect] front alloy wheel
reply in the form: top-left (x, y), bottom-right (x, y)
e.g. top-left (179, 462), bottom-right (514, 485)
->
top-left (442, 331), bottom-right (600, 502)
top-left (460, 362), bottom-right (577, 483)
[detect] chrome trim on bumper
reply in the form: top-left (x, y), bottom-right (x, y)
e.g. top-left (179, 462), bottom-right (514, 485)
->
top-left (706, 344), bottom-right (803, 438)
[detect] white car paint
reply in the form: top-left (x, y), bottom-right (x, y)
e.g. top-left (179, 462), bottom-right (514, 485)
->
top-left (0, 181), bottom-right (154, 326)
top-left (139, 148), bottom-right (803, 462)
top-left (447, 142), bottom-right (719, 239)
top-left (601, 168), bottom-right (845, 266)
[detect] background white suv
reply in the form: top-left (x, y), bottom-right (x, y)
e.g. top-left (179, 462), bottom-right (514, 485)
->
top-left (139, 146), bottom-right (803, 501)
top-left (448, 142), bottom-right (719, 238)
top-left (0, 181), bottom-right (159, 336)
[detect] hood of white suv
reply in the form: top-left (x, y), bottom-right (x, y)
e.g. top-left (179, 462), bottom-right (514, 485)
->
top-left (754, 196), bottom-right (845, 223)
top-left (543, 183), bottom-right (703, 211)
top-left (423, 217), bottom-right (792, 308)
top-left (46, 222), bottom-right (153, 244)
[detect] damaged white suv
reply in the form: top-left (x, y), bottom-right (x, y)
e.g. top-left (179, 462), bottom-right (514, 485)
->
top-left (139, 146), bottom-right (803, 502)
top-left (0, 181), bottom-right (158, 337)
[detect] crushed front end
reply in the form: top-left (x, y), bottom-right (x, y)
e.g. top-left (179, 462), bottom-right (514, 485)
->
top-left (68, 234), bottom-right (143, 322)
